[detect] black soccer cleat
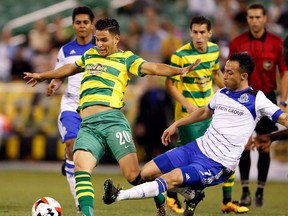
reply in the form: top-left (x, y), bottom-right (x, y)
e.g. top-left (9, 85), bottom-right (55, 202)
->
top-left (103, 178), bottom-right (122, 205)
top-left (239, 191), bottom-right (251, 207)
top-left (254, 194), bottom-right (263, 207)
top-left (183, 190), bottom-right (205, 216)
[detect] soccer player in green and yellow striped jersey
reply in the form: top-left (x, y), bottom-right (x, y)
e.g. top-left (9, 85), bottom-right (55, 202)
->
top-left (170, 41), bottom-right (220, 120)
top-left (167, 17), bottom-right (223, 143)
top-left (165, 16), bottom-right (247, 215)
top-left (76, 48), bottom-right (144, 112)
top-left (24, 18), bottom-right (200, 216)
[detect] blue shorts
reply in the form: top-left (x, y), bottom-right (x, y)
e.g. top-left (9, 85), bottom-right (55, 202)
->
top-left (153, 141), bottom-right (233, 189)
top-left (58, 111), bottom-right (82, 143)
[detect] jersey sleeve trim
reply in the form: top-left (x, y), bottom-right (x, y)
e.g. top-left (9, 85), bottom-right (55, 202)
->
top-left (272, 109), bottom-right (284, 122)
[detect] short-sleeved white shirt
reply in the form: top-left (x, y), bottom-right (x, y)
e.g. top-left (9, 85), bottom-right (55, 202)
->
top-left (55, 38), bottom-right (95, 112)
top-left (196, 87), bottom-right (283, 170)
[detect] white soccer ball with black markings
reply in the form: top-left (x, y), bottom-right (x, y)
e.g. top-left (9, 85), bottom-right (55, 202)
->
top-left (31, 197), bottom-right (62, 216)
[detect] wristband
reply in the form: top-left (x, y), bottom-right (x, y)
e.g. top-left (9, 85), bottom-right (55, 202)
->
top-left (279, 101), bottom-right (287, 107)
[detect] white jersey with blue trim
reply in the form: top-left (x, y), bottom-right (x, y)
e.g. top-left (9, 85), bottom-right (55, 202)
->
top-left (196, 87), bottom-right (283, 170)
top-left (54, 37), bottom-right (95, 112)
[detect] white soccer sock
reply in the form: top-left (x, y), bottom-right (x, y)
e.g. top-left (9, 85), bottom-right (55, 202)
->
top-left (116, 181), bottom-right (160, 201)
top-left (65, 160), bottom-right (79, 206)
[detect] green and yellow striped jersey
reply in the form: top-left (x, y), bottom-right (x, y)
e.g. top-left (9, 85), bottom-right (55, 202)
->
top-left (75, 47), bottom-right (146, 113)
top-left (169, 41), bottom-right (220, 120)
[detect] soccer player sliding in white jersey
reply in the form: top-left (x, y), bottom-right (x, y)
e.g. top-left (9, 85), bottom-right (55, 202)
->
top-left (102, 52), bottom-right (288, 216)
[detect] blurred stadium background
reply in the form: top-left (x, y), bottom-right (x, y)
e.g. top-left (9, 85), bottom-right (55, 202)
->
top-left (0, 0), bottom-right (287, 181)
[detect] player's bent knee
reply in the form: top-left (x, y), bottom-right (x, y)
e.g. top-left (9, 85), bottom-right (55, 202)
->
top-left (141, 160), bottom-right (162, 181)
top-left (73, 150), bottom-right (97, 173)
top-left (124, 170), bottom-right (140, 183)
top-left (161, 168), bottom-right (184, 188)
top-left (140, 168), bottom-right (152, 181)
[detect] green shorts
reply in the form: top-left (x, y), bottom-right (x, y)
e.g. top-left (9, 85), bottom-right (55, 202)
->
top-left (177, 117), bottom-right (212, 146)
top-left (73, 109), bottom-right (136, 162)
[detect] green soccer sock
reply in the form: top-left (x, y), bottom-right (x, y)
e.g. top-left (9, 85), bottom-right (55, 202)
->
top-left (81, 206), bottom-right (94, 216)
top-left (128, 173), bottom-right (146, 186)
top-left (154, 193), bottom-right (166, 206)
top-left (75, 171), bottom-right (94, 216)
top-left (222, 172), bottom-right (235, 204)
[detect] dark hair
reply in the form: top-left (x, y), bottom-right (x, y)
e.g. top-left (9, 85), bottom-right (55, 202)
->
top-left (72, 6), bottom-right (94, 23)
top-left (247, 3), bottom-right (266, 15)
top-left (229, 52), bottom-right (255, 76)
top-left (190, 16), bottom-right (211, 31)
top-left (95, 18), bottom-right (120, 35)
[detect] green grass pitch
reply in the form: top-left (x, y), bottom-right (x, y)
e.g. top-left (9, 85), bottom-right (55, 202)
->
top-left (0, 169), bottom-right (287, 216)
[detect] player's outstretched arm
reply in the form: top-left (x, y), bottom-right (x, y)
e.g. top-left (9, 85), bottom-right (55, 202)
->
top-left (162, 106), bottom-right (213, 145)
top-left (252, 129), bottom-right (288, 153)
top-left (270, 129), bottom-right (288, 141)
top-left (166, 78), bottom-right (199, 113)
top-left (141, 59), bottom-right (201, 77)
top-left (24, 63), bottom-right (81, 87)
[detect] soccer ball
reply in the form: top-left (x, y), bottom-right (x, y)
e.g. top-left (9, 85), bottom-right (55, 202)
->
top-left (31, 197), bottom-right (62, 216)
